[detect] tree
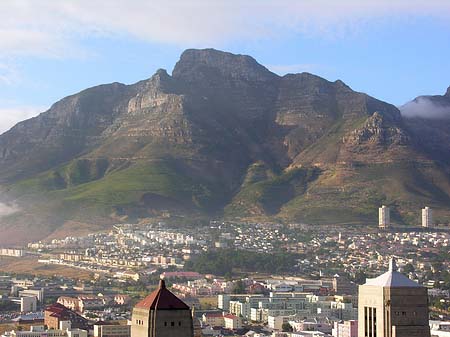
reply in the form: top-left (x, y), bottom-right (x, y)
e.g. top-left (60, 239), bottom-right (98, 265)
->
top-left (282, 322), bottom-right (293, 332)
top-left (233, 280), bottom-right (245, 294)
top-left (353, 270), bottom-right (367, 285)
top-left (403, 263), bottom-right (415, 274)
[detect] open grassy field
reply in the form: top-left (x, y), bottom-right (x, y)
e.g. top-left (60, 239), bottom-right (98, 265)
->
top-left (0, 256), bottom-right (93, 280)
top-left (197, 296), bottom-right (218, 310)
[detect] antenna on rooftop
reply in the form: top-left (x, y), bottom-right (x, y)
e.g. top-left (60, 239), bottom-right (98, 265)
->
top-left (389, 257), bottom-right (397, 272)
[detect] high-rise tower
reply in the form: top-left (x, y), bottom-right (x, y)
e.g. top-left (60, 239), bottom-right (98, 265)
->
top-left (422, 207), bottom-right (432, 228)
top-left (358, 258), bottom-right (430, 337)
top-left (379, 205), bottom-right (390, 229)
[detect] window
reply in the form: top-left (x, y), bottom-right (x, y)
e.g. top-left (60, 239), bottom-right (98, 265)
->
top-left (164, 322), bottom-right (167, 326)
top-left (373, 308), bottom-right (377, 336)
top-left (364, 307), bottom-right (368, 337)
top-left (171, 322), bottom-right (175, 327)
top-left (178, 322), bottom-right (181, 326)
top-left (364, 306), bottom-right (377, 337)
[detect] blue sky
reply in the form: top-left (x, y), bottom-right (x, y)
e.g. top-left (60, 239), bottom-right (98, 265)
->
top-left (0, 0), bottom-right (449, 133)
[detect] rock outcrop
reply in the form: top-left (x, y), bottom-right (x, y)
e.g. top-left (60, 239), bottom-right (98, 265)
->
top-left (0, 49), bottom-right (449, 243)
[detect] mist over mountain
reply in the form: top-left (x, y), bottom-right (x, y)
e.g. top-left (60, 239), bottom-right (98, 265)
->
top-left (0, 49), bottom-right (449, 244)
top-left (400, 88), bottom-right (450, 119)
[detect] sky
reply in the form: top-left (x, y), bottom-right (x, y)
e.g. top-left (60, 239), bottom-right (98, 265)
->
top-left (0, 0), bottom-right (449, 133)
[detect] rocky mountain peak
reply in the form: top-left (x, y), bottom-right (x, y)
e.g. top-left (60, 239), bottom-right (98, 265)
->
top-left (1, 48), bottom-right (450, 245)
top-left (172, 48), bottom-right (277, 82)
top-left (155, 68), bottom-right (169, 77)
top-left (334, 79), bottom-right (351, 90)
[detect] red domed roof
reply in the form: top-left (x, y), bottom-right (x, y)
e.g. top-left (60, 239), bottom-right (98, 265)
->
top-left (135, 280), bottom-right (190, 310)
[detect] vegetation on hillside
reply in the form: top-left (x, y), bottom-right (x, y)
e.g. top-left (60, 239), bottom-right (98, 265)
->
top-left (184, 249), bottom-right (302, 276)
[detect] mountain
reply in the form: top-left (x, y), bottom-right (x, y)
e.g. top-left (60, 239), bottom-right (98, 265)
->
top-left (0, 49), bottom-right (449, 244)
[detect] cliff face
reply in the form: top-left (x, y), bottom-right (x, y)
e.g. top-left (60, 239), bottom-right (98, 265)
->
top-left (0, 48), bottom-right (449, 244)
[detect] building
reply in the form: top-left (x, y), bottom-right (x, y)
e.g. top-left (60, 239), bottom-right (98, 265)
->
top-left (289, 319), bottom-right (332, 334)
top-left (78, 296), bottom-right (104, 312)
top-left (57, 297), bottom-right (80, 312)
top-left (160, 272), bottom-right (203, 281)
top-left (379, 205), bottom-right (390, 229)
top-left (202, 312), bottom-right (224, 327)
top-left (229, 300), bottom-right (250, 319)
top-left (44, 303), bottom-right (89, 330)
top-left (332, 275), bottom-right (357, 295)
top-left (223, 314), bottom-right (242, 330)
top-left (217, 295), bottom-right (230, 311)
top-left (114, 295), bottom-right (131, 306)
top-left (94, 322), bottom-right (130, 337)
top-left (422, 207), bottom-right (432, 228)
top-left (268, 315), bottom-right (291, 330)
top-left (332, 320), bottom-right (357, 337)
top-left (21, 297), bottom-right (37, 312)
top-left (131, 279), bottom-right (193, 337)
top-left (19, 288), bottom-right (45, 303)
top-left (429, 320), bottom-right (450, 337)
top-left (0, 248), bottom-right (24, 257)
top-left (1, 324), bottom-right (87, 337)
top-left (1, 326), bottom-right (66, 337)
top-left (191, 307), bottom-right (202, 337)
top-left (358, 258), bottom-right (430, 337)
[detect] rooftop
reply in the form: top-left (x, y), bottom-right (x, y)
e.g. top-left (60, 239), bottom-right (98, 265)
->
top-left (364, 258), bottom-right (422, 288)
top-left (134, 279), bottom-right (190, 310)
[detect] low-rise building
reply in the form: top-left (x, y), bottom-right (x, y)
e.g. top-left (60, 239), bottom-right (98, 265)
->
top-left (19, 289), bottom-right (45, 303)
top-left (45, 303), bottom-right (89, 330)
top-left (93, 322), bottom-right (130, 337)
top-left (1, 323), bottom-right (87, 337)
top-left (57, 297), bottom-right (80, 312)
top-left (223, 314), bottom-right (241, 330)
top-left (0, 248), bottom-right (24, 257)
top-left (332, 320), bottom-right (357, 337)
top-left (114, 295), bottom-right (131, 306)
top-left (268, 315), bottom-right (291, 330)
top-left (202, 313), bottom-right (224, 327)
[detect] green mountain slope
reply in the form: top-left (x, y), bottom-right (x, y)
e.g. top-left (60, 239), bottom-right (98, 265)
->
top-left (0, 48), bottom-right (449, 244)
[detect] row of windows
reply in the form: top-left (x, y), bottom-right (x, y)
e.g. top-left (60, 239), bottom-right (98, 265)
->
top-left (364, 306), bottom-right (377, 337)
top-left (135, 319), bottom-right (183, 327)
top-left (164, 321), bottom-right (182, 327)
top-left (394, 311), bottom-right (417, 316)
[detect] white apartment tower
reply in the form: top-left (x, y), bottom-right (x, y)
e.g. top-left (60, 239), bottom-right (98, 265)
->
top-left (422, 207), bottom-right (432, 228)
top-left (379, 205), bottom-right (390, 229)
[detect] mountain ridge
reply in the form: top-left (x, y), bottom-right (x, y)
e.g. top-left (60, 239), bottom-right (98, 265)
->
top-left (0, 48), bottom-right (449, 244)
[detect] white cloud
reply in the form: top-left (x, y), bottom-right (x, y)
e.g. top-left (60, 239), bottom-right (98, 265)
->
top-left (0, 63), bottom-right (20, 86)
top-left (0, 106), bottom-right (45, 134)
top-left (1, 0), bottom-right (450, 58)
top-left (400, 97), bottom-right (450, 119)
top-left (0, 202), bottom-right (20, 217)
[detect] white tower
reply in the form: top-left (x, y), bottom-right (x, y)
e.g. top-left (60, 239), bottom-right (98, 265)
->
top-left (422, 207), bottom-right (432, 228)
top-left (379, 205), bottom-right (390, 229)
